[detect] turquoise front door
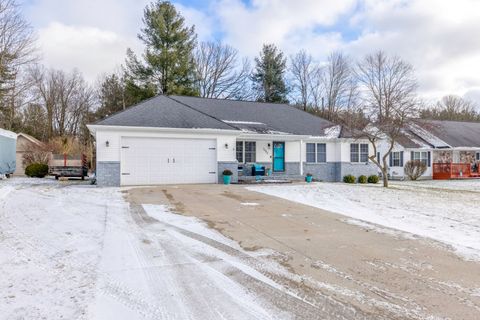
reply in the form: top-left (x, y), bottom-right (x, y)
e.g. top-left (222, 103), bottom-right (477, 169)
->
top-left (273, 142), bottom-right (285, 172)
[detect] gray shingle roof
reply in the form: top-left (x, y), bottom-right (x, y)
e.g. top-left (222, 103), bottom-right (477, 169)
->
top-left (95, 95), bottom-right (236, 130)
top-left (169, 95), bottom-right (334, 135)
top-left (94, 95), bottom-right (336, 136)
top-left (419, 120), bottom-right (480, 148)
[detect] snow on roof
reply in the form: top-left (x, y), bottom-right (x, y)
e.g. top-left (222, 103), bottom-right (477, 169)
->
top-left (409, 123), bottom-right (450, 148)
top-left (222, 120), bottom-right (265, 125)
top-left (323, 125), bottom-right (341, 139)
top-left (0, 128), bottom-right (17, 140)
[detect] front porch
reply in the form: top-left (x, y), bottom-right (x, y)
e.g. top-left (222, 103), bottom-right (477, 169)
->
top-left (235, 134), bottom-right (307, 183)
top-left (433, 163), bottom-right (480, 180)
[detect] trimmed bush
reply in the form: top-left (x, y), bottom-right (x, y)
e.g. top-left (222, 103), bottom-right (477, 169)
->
top-left (358, 175), bottom-right (368, 184)
top-left (367, 175), bottom-right (379, 184)
top-left (404, 160), bottom-right (427, 180)
top-left (25, 163), bottom-right (49, 178)
top-left (222, 169), bottom-right (233, 176)
top-left (343, 174), bottom-right (356, 184)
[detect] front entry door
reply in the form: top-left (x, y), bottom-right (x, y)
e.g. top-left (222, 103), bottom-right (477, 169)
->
top-left (273, 142), bottom-right (285, 172)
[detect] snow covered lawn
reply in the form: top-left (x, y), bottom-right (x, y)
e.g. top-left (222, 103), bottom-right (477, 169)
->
top-left (0, 178), bottom-right (322, 319)
top-left (248, 180), bottom-right (480, 261)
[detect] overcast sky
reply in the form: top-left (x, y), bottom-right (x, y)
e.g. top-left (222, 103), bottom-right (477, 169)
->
top-left (23, 0), bottom-right (480, 106)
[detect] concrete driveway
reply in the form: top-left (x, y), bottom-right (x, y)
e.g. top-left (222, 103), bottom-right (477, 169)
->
top-left (127, 184), bottom-right (480, 320)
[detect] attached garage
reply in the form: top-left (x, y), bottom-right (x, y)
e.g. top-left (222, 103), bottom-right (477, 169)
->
top-left (120, 137), bottom-right (217, 186)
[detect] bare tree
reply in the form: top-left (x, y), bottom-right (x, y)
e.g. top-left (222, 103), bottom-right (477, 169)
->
top-left (0, 0), bottom-right (36, 130)
top-left (420, 95), bottom-right (480, 121)
top-left (289, 50), bottom-right (321, 111)
top-left (29, 65), bottom-right (95, 140)
top-left (355, 51), bottom-right (419, 187)
top-left (194, 41), bottom-right (251, 99)
top-left (322, 52), bottom-right (358, 119)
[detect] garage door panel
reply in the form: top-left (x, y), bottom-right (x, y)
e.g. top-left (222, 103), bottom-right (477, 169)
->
top-left (120, 137), bottom-right (217, 186)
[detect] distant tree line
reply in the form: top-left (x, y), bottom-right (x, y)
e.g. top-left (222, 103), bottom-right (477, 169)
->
top-left (0, 0), bottom-right (479, 154)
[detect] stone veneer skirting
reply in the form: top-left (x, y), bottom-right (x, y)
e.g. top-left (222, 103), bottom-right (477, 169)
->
top-left (218, 161), bottom-right (238, 183)
top-left (96, 161), bottom-right (121, 187)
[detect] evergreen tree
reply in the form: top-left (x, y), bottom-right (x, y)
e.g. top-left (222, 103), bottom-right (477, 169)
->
top-left (125, 1), bottom-right (198, 97)
top-left (252, 44), bottom-right (288, 103)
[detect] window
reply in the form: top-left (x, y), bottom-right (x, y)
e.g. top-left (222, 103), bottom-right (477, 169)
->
top-left (306, 143), bottom-right (316, 163)
top-left (306, 143), bottom-right (327, 163)
top-left (350, 144), bottom-right (359, 162)
top-left (412, 151), bottom-right (429, 166)
top-left (391, 152), bottom-right (401, 167)
top-left (317, 144), bottom-right (326, 163)
top-left (244, 141), bottom-right (256, 163)
top-left (236, 141), bottom-right (256, 163)
top-left (236, 141), bottom-right (243, 163)
top-left (360, 144), bottom-right (369, 162)
top-left (477, 152), bottom-right (480, 161)
top-left (351, 143), bottom-right (369, 163)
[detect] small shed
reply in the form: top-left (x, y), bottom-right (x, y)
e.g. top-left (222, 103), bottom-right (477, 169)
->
top-left (14, 133), bottom-right (46, 176)
top-left (0, 128), bottom-right (17, 176)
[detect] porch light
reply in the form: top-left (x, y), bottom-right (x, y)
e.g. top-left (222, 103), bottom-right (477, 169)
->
top-left (106, 140), bottom-right (110, 147)
top-left (267, 143), bottom-right (271, 148)
top-left (224, 143), bottom-right (229, 149)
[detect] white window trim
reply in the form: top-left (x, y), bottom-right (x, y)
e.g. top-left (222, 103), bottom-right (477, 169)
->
top-left (412, 151), bottom-right (428, 165)
top-left (236, 141), bottom-right (256, 164)
top-left (351, 143), bottom-right (369, 163)
top-left (306, 143), bottom-right (327, 163)
top-left (392, 151), bottom-right (401, 167)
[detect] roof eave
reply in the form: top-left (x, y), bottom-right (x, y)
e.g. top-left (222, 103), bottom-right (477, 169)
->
top-left (87, 124), bottom-right (242, 135)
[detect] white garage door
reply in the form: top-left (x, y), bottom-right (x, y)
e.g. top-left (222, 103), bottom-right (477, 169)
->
top-left (120, 137), bottom-right (217, 186)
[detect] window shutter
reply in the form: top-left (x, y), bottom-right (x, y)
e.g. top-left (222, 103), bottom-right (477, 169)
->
top-left (428, 151), bottom-right (431, 167)
top-left (400, 151), bottom-right (404, 167)
top-left (411, 151), bottom-right (414, 162)
top-left (389, 153), bottom-right (392, 167)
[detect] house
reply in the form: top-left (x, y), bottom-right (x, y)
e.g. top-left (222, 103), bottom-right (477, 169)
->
top-left (88, 95), bottom-right (377, 186)
top-left (14, 133), bottom-right (46, 176)
top-left (378, 120), bottom-right (480, 180)
top-left (0, 128), bottom-right (17, 176)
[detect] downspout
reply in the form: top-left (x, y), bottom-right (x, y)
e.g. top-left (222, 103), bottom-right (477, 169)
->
top-left (299, 139), bottom-right (304, 176)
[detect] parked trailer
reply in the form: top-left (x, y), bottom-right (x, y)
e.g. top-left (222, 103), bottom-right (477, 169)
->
top-left (49, 154), bottom-right (88, 179)
top-left (0, 128), bottom-right (17, 177)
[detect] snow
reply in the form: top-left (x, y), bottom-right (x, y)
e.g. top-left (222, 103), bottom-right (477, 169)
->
top-left (0, 127), bottom-right (17, 139)
top-left (248, 180), bottom-right (480, 261)
top-left (0, 178), bottom-right (307, 319)
top-left (322, 125), bottom-right (341, 139)
top-left (222, 120), bottom-right (266, 125)
top-left (409, 123), bottom-right (450, 148)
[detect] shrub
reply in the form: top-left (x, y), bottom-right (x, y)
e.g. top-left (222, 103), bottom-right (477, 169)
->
top-left (222, 169), bottom-right (233, 176)
top-left (358, 175), bottom-right (368, 184)
top-left (404, 160), bottom-right (427, 181)
top-left (25, 163), bottom-right (49, 178)
top-left (343, 174), bottom-right (356, 183)
top-left (367, 175), bottom-right (379, 184)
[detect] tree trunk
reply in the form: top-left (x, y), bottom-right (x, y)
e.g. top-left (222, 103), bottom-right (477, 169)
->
top-left (382, 168), bottom-right (389, 187)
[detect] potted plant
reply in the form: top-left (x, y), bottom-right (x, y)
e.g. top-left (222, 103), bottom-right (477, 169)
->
top-left (223, 169), bottom-right (233, 185)
top-left (305, 173), bottom-right (313, 183)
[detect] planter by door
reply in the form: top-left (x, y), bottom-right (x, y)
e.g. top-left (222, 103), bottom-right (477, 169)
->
top-left (273, 142), bottom-right (285, 172)
top-left (223, 175), bottom-right (232, 185)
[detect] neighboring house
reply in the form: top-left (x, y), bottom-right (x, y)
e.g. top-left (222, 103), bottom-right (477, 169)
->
top-left (378, 120), bottom-right (480, 180)
top-left (88, 95), bottom-right (377, 186)
top-left (14, 133), bottom-right (45, 176)
top-left (0, 128), bottom-right (17, 176)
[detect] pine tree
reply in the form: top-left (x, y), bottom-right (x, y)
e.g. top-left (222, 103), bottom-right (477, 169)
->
top-left (125, 1), bottom-right (198, 97)
top-left (252, 44), bottom-right (288, 103)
